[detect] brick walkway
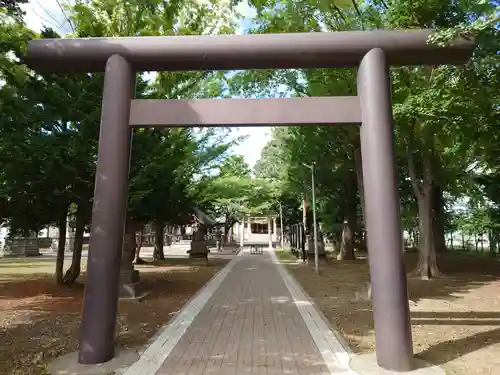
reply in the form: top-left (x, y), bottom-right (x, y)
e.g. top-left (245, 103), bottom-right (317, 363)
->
top-left (124, 249), bottom-right (356, 375)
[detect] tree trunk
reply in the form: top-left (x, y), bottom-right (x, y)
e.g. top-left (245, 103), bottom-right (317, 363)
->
top-left (354, 146), bottom-right (366, 231)
top-left (489, 230), bottom-right (497, 257)
top-left (153, 220), bottom-right (165, 260)
top-left (412, 186), bottom-right (441, 278)
top-left (413, 192), bottom-right (435, 279)
top-left (354, 145), bottom-right (368, 255)
top-left (55, 213), bottom-right (67, 285)
top-left (408, 149), bottom-right (442, 279)
top-left (432, 185), bottom-right (447, 252)
top-left (135, 226), bottom-right (146, 264)
top-left (223, 218), bottom-right (231, 244)
top-left (63, 206), bottom-right (86, 284)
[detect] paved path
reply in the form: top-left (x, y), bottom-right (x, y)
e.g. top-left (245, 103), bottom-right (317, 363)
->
top-left (124, 249), bottom-right (357, 375)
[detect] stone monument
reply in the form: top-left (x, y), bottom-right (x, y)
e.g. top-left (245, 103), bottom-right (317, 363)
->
top-left (188, 224), bottom-right (209, 259)
top-left (215, 229), bottom-right (222, 251)
top-left (307, 230), bottom-right (326, 258)
top-left (119, 225), bottom-right (147, 300)
top-left (50, 225), bottom-right (75, 253)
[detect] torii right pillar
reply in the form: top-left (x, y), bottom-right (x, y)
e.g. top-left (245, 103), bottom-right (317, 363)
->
top-left (358, 48), bottom-right (413, 371)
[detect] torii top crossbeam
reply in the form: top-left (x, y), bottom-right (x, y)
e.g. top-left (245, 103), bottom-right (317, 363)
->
top-left (26, 29), bottom-right (473, 73)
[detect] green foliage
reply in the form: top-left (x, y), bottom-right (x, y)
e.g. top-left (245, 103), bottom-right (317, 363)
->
top-left (193, 153), bottom-right (280, 235)
top-left (0, 0), bottom-right (28, 19)
top-left (0, 0), bottom-right (240, 236)
top-left (0, 20), bottom-right (101, 233)
top-left (242, 0), bottom-right (499, 259)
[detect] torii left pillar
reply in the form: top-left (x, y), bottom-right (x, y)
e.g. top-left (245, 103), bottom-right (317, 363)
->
top-left (78, 55), bottom-right (134, 364)
top-left (358, 48), bottom-right (413, 370)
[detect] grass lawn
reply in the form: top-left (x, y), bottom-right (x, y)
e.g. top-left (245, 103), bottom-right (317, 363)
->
top-left (274, 248), bottom-right (303, 262)
top-left (276, 249), bottom-right (500, 375)
top-left (0, 255), bottom-right (228, 375)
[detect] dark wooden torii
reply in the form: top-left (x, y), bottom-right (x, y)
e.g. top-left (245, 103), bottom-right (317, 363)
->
top-left (26, 29), bottom-right (473, 372)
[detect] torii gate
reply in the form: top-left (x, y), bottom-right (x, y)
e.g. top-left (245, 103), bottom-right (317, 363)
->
top-left (26, 29), bottom-right (473, 372)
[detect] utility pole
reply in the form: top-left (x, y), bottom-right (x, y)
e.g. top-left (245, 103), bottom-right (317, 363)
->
top-left (311, 163), bottom-right (318, 274)
top-left (279, 201), bottom-right (284, 249)
top-left (302, 162), bottom-right (319, 274)
top-left (302, 197), bottom-right (307, 229)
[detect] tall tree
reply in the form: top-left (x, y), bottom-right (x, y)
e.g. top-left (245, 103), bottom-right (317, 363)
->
top-left (237, 0), bottom-right (499, 276)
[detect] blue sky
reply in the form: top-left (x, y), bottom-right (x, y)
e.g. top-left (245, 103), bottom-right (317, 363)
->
top-left (21, 0), bottom-right (271, 168)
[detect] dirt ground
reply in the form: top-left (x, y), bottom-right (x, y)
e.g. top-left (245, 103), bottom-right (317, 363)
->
top-left (0, 257), bottom-right (228, 375)
top-left (278, 250), bottom-right (500, 375)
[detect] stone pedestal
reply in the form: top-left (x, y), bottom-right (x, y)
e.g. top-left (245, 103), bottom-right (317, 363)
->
top-left (350, 353), bottom-right (445, 375)
top-left (188, 240), bottom-right (210, 258)
top-left (50, 236), bottom-right (75, 253)
top-left (50, 238), bottom-right (58, 251)
top-left (307, 236), bottom-right (326, 258)
top-left (119, 269), bottom-right (147, 300)
top-left (166, 235), bottom-right (173, 246)
top-left (120, 230), bottom-right (148, 301)
top-left (38, 237), bottom-right (52, 249)
top-left (47, 347), bottom-right (139, 375)
top-left (0, 237), bottom-right (41, 257)
top-left (188, 227), bottom-right (209, 259)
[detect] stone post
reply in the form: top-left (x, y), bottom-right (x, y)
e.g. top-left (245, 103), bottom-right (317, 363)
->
top-left (268, 217), bottom-right (273, 250)
top-left (307, 232), bottom-right (326, 258)
top-left (239, 222), bottom-right (244, 247)
top-left (188, 224), bottom-right (209, 258)
top-left (119, 224), bottom-right (145, 300)
top-left (273, 217), bottom-right (277, 242)
top-left (66, 223), bottom-right (75, 252)
top-left (246, 216), bottom-right (251, 239)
